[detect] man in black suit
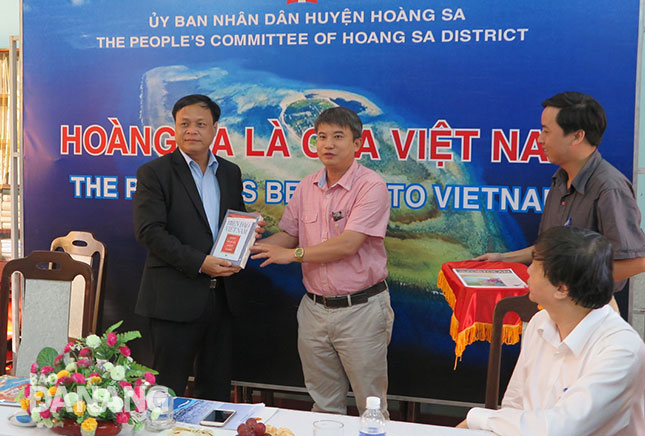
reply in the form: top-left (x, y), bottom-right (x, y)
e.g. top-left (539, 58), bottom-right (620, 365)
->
top-left (133, 94), bottom-right (245, 401)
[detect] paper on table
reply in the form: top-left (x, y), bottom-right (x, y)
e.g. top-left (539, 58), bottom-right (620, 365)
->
top-left (453, 268), bottom-right (527, 289)
top-left (157, 425), bottom-right (215, 436)
top-left (253, 406), bottom-right (278, 424)
top-left (173, 397), bottom-right (265, 430)
top-left (155, 407), bottom-right (277, 436)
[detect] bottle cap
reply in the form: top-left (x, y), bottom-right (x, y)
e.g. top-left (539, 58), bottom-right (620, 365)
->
top-left (366, 396), bottom-right (380, 409)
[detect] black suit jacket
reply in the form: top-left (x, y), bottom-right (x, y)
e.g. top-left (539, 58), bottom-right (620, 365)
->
top-left (133, 149), bottom-right (245, 322)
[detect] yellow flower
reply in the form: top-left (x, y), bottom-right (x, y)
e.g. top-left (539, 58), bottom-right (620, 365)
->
top-left (73, 401), bottom-right (86, 416)
top-left (34, 391), bottom-right (44, 400)
top-left (48, 386), bottom-right (57, 396)
top-left (56, 370), bottom-right (70, 379)
top-left (81, 418), bottom-right (97, 431)
top-left (88, 376), bottom-right (102, 385)
top-left (20, 398), bottom-right (29, 411)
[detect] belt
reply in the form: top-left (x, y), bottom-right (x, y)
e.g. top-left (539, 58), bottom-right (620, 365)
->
top-left (306, 281), bottom-right (387, 308)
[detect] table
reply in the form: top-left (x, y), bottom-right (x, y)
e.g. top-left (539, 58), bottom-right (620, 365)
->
top-left (0, 405), bottom-right (494, 435)
top-left (437, 260), bottom-right (529, 365)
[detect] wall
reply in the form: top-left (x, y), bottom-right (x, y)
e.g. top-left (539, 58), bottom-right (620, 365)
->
top-left (0, 0), bottom-right (19, 49)
top-left (632, 5), bottom-right (645, 339)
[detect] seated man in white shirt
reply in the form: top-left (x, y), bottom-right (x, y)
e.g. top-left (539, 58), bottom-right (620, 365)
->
top-left (458, 226), bottom-right (645, 436)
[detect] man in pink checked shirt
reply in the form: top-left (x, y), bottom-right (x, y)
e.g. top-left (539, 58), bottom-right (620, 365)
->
top-left (251, 107), bottom-right (394, 417)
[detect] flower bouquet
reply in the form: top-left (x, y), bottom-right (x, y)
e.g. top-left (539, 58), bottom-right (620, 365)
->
top-left (18, 321), bottom-right (161, 436)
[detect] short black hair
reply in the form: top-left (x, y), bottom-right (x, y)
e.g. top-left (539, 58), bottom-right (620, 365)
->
top-left (541, 92), bottom-right (606, 146)
top-left (172, 94), bottom-right (221, 123)
top-left (533, 226), bottom-right (613, 309)
top-left (314, 107), bottom-right (363, 140)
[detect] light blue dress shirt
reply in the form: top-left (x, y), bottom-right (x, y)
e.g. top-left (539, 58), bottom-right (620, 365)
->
top-left (179, 149), bottom-right (221, 245)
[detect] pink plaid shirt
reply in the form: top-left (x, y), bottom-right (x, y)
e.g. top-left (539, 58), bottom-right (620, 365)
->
top-left (280, 161), bottom-right (390, 296)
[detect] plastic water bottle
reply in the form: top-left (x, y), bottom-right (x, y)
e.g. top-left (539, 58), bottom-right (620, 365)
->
top-left (359, 396), bottom-right (386, 436)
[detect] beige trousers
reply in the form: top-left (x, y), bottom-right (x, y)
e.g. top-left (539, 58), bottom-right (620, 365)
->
top-left (297, 289), bottom-right (395, 417)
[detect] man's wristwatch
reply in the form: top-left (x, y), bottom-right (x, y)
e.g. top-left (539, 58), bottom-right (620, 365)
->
top-left (294, 247), bottom-right (305, 263)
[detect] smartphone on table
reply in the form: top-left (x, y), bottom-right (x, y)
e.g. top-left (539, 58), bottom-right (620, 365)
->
top-left (200, 408), bottom-right (236, 427)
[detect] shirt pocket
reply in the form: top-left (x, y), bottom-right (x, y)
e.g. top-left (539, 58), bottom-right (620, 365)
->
top-left (300, 210), bottom-right (319, 245)
top-left (330, 208), bottom-right (347, 233)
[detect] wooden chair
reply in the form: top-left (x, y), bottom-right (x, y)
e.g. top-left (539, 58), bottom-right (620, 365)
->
top-left (51, 231), bottom-right (106, 334)
top-left (0, 250), bottom-right (94, 376)
top-left (485, 293), bottom-right (539, 409)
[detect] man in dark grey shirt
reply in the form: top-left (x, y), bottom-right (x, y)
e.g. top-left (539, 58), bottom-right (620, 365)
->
top-left (477, 92), bottom-right (645, 305)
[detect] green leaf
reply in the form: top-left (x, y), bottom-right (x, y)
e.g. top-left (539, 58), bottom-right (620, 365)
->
top-left (126, 369), bottom-right (145, 378)
top-left (36, 347), bottom-right (59, 367)
top-left (93, 346), bottom-right (114, 361)
top-left (129, 361), bottom-right (158, 375)
top-left (104, 320), bottom-right (123, 335)
top-left (117, 331), bottom-right (141, 344)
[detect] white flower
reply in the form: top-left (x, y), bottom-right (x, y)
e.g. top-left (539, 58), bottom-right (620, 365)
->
top-left (64, 392), bottom-right (79, 407)
top-left (86, 401), bottom-right (103, 417)
top-left (43, 420), bottom-right (53, 429)
top-left (107, 396), bottom-right (124, 413)
top-left (109, 365), bottom-right (126, 381)
top-left (47, 374), bottom-right (57, 385)
top-left (102, 362), bottom-right (114, 372)
top-left (30, 407), bottom-right (42, 422)
top-left (86, 334), bottom-right (101, 349)
top-left (29, 374), bottom-right (38, 385)
top-left (65, 362), bottom-right (77, 372)
top-left (92, 388), bottom-right (111, 403)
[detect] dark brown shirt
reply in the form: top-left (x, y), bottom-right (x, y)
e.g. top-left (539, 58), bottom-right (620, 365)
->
top-left (539, 150), bottom-right (645, 261)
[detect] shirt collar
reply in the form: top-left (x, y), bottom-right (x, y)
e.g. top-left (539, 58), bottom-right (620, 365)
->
top-left (316, 161), bottom-right (359, 190)
top-left (178, 148), bottom-right (218, 173)
top-left (563, 305), bottom-right (611, 356)
top-left (553, 149), bottom-right (602, 195)
top-left (538, 305), bottom-right (612, 356)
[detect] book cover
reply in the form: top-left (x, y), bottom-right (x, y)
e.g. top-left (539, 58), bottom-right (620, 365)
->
top-left (211, 210), bottom-right (260, 268)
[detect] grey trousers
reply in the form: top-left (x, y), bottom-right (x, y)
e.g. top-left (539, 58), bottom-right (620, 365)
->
top-left (297, 289), bottom-right (395, 417)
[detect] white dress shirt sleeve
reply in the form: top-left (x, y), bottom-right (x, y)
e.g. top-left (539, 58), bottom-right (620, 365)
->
top-left (466, 318), bottom-right (531, 431)
top-left (470, 333), bottom-right (644, 435)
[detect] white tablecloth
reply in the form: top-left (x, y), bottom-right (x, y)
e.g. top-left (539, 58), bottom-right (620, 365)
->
top-left (0, 405), bottom-right (494, 436)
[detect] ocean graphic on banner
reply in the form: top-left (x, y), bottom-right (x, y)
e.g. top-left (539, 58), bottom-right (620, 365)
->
top-left (139, 63), bottom-right (516, 299)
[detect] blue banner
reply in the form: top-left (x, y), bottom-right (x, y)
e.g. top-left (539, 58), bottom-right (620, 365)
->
top-left (23, 0), bottom-right (639, 402)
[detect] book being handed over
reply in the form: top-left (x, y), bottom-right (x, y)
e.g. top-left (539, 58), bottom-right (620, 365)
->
top-left (211, 210), bottom-right (260, 268)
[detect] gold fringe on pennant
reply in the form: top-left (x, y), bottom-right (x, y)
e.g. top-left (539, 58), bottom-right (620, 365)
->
top-left (500, 323), bottom-right (522, 345)
top-left (450, 317), bottom-right (523, 370)
top-left (437, 271), bottom-right (456, 309)
top-left (437, 269), bottom-right (524, 369)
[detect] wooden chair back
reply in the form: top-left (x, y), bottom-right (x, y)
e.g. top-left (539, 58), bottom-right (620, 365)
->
top-left (485, 293), bottom-right (539, 409)
top-left (0, 250), bottom-right (93, 376)
top-left (51, 231), bottom-right (106, 333)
